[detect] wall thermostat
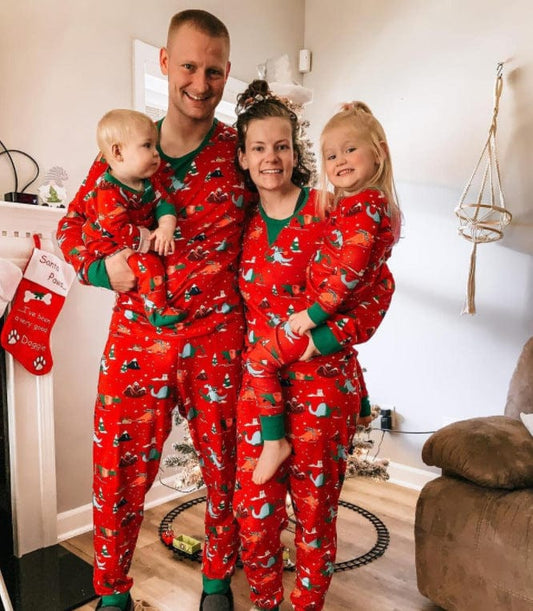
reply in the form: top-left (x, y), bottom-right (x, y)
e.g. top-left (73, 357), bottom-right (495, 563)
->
top-left (299, 49), bottom-right (312, 73)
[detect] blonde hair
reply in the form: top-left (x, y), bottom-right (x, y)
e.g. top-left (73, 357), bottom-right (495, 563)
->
top-left (96, 109), bottom-right (157, 158)
top-left (319, 102), bottom-right (401, 242)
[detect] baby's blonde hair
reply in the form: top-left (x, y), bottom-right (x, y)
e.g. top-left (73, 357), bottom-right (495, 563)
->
top-left (96, 109), bottom-right (157, 158)
top-left (319, 102), bottom-right (401, 242)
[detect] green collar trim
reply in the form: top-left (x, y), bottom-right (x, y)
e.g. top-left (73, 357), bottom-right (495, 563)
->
top-left (260, 187), bottom-right (309, 245)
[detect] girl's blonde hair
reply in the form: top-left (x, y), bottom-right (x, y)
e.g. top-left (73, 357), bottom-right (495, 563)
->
top-left (96, 109), bottom-right (157, 158)
top-left (319, 102), bottom-right (401, 242)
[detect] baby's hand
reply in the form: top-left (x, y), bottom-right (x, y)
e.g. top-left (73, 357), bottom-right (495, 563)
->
top-left (289, 310), bottom-right (316, 335)
top-left (150, 227), bottom-right (175, 256)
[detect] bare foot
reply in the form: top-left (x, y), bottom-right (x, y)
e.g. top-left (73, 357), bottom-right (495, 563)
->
top-left (252, 438), bottom-right (292, 485)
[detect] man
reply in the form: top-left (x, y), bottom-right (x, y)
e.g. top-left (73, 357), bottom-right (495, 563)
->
top-left (57, 10), bottom-right (251, 611)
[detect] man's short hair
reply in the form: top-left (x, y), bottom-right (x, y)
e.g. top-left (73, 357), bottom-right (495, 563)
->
top-left (167, 9), bottom-right (230, 47)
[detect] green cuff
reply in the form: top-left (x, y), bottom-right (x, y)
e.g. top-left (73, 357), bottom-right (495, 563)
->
top-left (307, 302), bottom-right (330, 326)
top-left (360, 395), bottom-right (371, 417)
top-left (202, 575), bottom-right (230, 595)
top-left (260, 415), bottom-right (285, 441)
top-left (310, 324), bottom-right (342, 356)
top-left (87, 259), bottom-right (112, 290)
top-left (155, 199), bottom-right (176, 219)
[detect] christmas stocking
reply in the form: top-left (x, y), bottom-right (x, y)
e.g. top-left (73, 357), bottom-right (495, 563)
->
top-left (1, 235), bottom-right (76, 375)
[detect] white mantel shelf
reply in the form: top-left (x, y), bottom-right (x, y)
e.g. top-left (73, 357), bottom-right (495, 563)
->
top-left (1, 199), bottom-right (67, 556)
top-left (0, 200), bottom-right (65, 261)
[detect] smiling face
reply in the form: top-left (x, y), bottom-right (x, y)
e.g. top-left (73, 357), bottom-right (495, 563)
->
top-left (238, 116), bottom-right (297, 196)
top-left (160, 23), bottom-right (230, 126)
top-left (322, 125), bottom-right (380, 196)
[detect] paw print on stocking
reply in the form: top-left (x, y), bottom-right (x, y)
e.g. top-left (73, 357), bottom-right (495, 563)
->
top-left (34, 356), bottom-right (47, 371)
top-left (7, 330), bottom-right (20, 345)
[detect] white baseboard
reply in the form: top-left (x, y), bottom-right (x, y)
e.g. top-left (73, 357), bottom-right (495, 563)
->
top-left (386, 460), bottom-right (439, 490)
top-left (56, 476), bottom-right (186, 542)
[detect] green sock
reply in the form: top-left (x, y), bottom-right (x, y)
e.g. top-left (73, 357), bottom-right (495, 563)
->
top-left (202, 575), bottom-right (230, 594)
top-left (101, 592), bottom-right (130, 609)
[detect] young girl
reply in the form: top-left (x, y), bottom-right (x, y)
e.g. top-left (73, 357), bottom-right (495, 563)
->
top-left (247, 100), bottom-right (400, 485)
top-left (234, 80), bottom-right (396, 611)
top-left (78, 108), bottom-right (185, 328)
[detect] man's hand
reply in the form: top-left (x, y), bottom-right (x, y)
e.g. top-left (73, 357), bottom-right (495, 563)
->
top-left (105, 248), bottom-right (136, 292)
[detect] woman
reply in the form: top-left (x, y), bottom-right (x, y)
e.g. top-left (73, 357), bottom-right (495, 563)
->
top-left (233, 80), bottom-right (395, 611)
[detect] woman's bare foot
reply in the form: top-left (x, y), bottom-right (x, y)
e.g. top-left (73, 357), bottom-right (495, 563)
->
top-left (252, 438), bottom-right (292, 485)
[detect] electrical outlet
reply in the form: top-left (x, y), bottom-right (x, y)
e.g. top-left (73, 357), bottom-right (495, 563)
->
top-left (378, 404), bottom-right (395, 430)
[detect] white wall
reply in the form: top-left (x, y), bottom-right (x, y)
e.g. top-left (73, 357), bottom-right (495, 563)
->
top-left (1, 0), bottom-right (305, 517)
top-left (304, 0), bottom-right (533, 474)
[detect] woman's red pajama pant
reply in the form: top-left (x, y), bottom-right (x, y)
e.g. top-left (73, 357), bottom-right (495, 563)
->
top-left (234, 348), bottom-right (360, 610)
top-left (92, 309), bottom-right (243, 595)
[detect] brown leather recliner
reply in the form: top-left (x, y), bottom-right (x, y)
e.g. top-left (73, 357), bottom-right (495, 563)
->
top-left (415, 337), bottom-right (533, 610)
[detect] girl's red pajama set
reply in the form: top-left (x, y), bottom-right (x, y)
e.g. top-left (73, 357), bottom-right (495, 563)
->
top-left (81, 171), bottom-right (184, 325)
top-left (246, 187), bottom-right (395, 441)
top-left (57, 120), bottom-right (252, 596)
top-left (234, 188), bottom-right (394, 610)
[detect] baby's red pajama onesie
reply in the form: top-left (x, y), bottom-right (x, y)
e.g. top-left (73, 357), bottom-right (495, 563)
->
top-left (81, 170), bottom-right (184, 326)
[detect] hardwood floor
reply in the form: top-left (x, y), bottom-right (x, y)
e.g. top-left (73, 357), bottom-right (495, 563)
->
top-left (63, 478), bottom-right (441, 610)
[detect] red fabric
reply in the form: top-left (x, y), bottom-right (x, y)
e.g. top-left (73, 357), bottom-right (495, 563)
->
top-left (1, 276), bottom-right (64, 375)
top-left (236, 188), bottom-right (392, 609)
top-left (245, 188), bottom-right (395, 421)
top-left (57, 122), bottom-right (252, 337)
top-left (1, 241), bottom-right (75, 375)
top-left (92, 307), bottom-right (244, 595)
top-left (246, 323), bottom-right (309, 418)
top-left (308, 188), bottom-right (394, 314)
top-left (81, 176), bottom-right (162, 256)
top-left (56, 122), bottom-right (253, 593)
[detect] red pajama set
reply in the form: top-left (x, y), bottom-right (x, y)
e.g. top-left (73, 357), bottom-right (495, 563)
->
top-left (234, 188), bottom-right (394, 610)
top-left (57, 119), bottom-right (252, 596)
top-left (81, 171), bottom-right (185, 326)
top-left (246, 188), bottom-right (395, 440)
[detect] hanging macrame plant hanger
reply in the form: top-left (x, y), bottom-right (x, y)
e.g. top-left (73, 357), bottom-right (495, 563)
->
top-left (455, 62), bottom-right (512, 314)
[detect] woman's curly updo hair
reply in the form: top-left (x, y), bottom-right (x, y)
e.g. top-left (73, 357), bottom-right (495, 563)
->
top-left (234, 80), bottom-right (311, 192)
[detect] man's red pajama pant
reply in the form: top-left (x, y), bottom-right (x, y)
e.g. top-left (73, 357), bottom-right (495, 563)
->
top-left (92, 309), bottom-right (243, 595)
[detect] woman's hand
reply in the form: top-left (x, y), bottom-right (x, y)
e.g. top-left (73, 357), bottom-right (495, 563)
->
top-left (298, 334), bottom-right (320, 361)
top-left (289, 309), bottom-right (316, 335)
top-left (105, 248), bottom-right (136, 292)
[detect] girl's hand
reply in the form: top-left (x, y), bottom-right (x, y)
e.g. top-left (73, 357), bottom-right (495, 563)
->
top-left (289, 309), bottom-right (316, 335)
top-left (298, 334), bottom-right (320, 361)
top-left (357, 414), bottom-right (374, 428)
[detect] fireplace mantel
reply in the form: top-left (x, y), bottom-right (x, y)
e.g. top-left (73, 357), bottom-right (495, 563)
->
top-left (1, 200), bottom-right (65, 556)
